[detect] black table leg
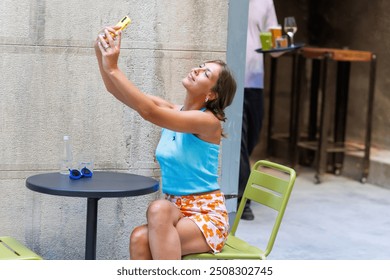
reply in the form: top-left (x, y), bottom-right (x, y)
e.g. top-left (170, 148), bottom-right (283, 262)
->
top-left (267, 57), bottom-right (278, 157)
top-left (290, 52), bottom-right (303, 168)
top-left (85, 197), bottom-right (100, 260)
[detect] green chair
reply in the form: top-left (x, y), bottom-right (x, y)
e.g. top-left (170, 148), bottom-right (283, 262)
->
top-left (183, 160), bottom-right (296, 260)
top-left (0, 236), bottom-right (42, 260)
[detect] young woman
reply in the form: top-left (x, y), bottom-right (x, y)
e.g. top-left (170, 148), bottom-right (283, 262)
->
top-left (95, 26), bottom-right (237, 259)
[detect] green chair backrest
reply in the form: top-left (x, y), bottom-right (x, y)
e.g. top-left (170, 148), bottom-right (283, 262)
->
top-left (231, 160), bottom-right (296, 257)
top-left (182, 160), bottom-right (296, 260)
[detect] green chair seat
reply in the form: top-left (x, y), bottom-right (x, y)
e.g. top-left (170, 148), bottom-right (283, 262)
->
top-left (184, 235), bottom-right (266, 260)
top-left (0, 236), bottom-right (42, 260)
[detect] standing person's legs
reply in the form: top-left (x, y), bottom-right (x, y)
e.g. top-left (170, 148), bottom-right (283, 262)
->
top-left (239, 87), bottom-right (264, 220)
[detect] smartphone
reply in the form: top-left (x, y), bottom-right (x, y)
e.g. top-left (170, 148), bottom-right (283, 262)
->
top-left (115, 15), bottom-right (131, 32)
top-left (100, 15), bottom-right (131, 41)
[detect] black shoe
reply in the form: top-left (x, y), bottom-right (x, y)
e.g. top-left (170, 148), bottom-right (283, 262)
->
top-left (241, 205), bottom-right (254, 220)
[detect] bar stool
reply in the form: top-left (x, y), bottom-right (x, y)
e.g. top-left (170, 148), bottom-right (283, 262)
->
top-left (293, 47), bottom-right (377, 183)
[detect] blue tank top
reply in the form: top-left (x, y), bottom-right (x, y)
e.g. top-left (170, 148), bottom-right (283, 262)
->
top-left (155, 119), bottom-right (220, 196)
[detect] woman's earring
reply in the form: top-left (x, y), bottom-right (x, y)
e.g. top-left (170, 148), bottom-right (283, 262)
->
top-left (205, 97), bottom-right (209, 103)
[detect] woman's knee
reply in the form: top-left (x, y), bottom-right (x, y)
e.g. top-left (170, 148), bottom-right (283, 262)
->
top-left (129, 225), bottom-right (152, 260)
top-left (130, 225), bottom-right (148, 247)
top-left (147, 199), bottom-right (171, 214)
top-left (146, 199), bottom-right (182, 228)
top-left (147, 200), bottom-right (173, 221)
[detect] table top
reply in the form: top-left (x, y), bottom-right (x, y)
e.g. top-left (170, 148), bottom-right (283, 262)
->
top-left (299, 46), bottom-right (374, 62)
top-left (26, 171), bottom-right (159, 198)
top-left (256, 43), bottom-right (305, 54)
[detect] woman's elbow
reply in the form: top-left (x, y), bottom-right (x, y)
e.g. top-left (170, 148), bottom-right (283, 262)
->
top-left (138, 109), bottom-right (152, 122)
top-left (104, 84), bottom-right (116, 94)
top-left (138, 107), bottom-right (159, 124)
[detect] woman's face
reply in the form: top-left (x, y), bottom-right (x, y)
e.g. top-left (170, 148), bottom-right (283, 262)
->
top-left (182, 62), bottom-right (221, 97)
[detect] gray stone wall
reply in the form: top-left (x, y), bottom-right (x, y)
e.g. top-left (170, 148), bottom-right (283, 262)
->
top-left (0, 0), bottom-right (229, 259)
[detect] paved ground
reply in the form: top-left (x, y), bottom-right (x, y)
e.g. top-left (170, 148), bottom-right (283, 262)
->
top-left (235, 167), bottom-right (390, 260)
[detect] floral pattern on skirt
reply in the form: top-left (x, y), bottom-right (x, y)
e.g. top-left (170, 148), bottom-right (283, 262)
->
top-left (166, 191), bottom-right (229, 253)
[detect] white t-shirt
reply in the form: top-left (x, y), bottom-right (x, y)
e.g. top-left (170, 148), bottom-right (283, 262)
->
top-left (244, 0), bottom-right (278, 89)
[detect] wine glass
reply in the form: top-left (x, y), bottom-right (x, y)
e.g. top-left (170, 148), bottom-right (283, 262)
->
top-left (284, 17), bottom-right (297, 47)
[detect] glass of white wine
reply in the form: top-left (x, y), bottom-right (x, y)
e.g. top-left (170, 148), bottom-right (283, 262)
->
top-left (284, 16), bottom-right (298, 47)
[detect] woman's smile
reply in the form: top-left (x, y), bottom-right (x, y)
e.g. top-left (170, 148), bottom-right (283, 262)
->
top-left (188, 73), bottom-right (195, 81)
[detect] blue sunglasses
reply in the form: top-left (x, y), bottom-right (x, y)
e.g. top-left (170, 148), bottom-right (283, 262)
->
top-left (69, 167), bottom-right (93, 180)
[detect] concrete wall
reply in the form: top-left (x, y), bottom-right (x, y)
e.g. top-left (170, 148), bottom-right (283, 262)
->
top-left (0, 0), bottom-right (230, 259)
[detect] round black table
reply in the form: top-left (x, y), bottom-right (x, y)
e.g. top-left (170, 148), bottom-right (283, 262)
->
top-left (26, 171), bottom-right (159, 260)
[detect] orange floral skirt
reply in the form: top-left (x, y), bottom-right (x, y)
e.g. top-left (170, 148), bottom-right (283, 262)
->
top-left (165, 191), bottom-right (229, 253)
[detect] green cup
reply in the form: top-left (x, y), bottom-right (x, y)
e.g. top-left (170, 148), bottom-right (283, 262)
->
top-left (260, 32), bottom-right (272, 51)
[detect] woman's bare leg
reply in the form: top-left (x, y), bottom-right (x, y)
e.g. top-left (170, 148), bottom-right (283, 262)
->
top-left (176, 218), bottom-right (211, 256)
top-left (131, 199), bottom-right (212, 259)
top-left (129, 225), bottom-right (152, 260)
top-left (147, 199), bottom-right (183, 259)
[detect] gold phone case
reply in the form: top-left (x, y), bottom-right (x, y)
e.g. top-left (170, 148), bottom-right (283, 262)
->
top-left (115, 15), bottom-right (131, 32)
top-left (101, 16), bottom-right (131, 41)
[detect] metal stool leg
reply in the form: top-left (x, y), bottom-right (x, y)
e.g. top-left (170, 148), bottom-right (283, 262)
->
top-left (361, 54), bottom-right (377, 183)
top-left (315, 54), bottom-right (330, 184)
top-left (305, 59), bottom-right (321, 166)
top-left (333, 61), bottom-right (351, 175)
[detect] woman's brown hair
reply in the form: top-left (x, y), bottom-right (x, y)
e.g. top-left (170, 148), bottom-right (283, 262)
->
top-left (204, 60), bottom-right (237, 124)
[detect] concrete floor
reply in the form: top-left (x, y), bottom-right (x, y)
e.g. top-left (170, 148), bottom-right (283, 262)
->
top-left (235, 168), bottom-right (390, 260)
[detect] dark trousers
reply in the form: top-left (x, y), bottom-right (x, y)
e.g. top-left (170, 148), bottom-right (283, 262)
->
top-left (238, 88), bottom-right (264, 206)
